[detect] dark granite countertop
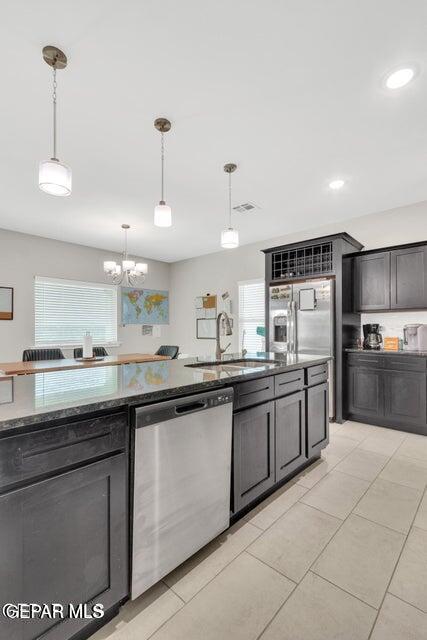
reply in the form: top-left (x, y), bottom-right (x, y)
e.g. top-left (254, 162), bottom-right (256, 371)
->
top-left (0, 352), bottom-right (331, 433)
top-left (345, 348), bottom-right (427, 357)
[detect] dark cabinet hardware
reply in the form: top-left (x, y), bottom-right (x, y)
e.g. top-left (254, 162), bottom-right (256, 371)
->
top-left (274, 369), bottom-right (304, 396)
top-left (233, 376), bottom-right (274, 410)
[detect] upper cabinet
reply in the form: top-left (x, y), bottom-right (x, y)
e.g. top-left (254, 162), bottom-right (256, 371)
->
top-left (354, 252), bottom-right (391, 311)
top-left (390, 245), bottom-right (427, 309)
top-left (353, 244), bottom-right (427, 312)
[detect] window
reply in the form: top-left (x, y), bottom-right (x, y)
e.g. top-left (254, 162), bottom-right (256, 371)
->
top-left (238, 279), bottom-right (265, 353)
top-left (35, 277), bottom-right (117, 346)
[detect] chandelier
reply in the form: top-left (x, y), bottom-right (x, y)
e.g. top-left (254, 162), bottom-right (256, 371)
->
top-left (103, 224), bottom-right (148, 286)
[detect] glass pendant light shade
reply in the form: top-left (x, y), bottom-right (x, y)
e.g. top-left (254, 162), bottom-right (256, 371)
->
top-left (154, 202), bottom-right (172, 227)
top-left (135, 262), bottom-right (148, 275)
top-left (39, 158), bottom-right (72, 196)
top-left (221, 227), bottom-right (239, 249)
top-left (103, 260), bottom-right (117, 273)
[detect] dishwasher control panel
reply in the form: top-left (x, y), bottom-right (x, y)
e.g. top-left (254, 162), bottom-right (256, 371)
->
top-left (135, 387), bottom-right (234, 428)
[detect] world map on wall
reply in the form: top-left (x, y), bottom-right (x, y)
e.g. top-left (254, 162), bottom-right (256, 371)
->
top-left (121, 287), bottom-right (169, 325)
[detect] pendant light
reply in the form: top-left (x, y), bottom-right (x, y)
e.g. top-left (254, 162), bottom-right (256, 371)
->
top-left (154, 118), bottom-right (172, 227)
top-left (221, 163), bottom-right (239, 249)
top-left (103, 224), bottom-right (148, 286)
top-left (39, 46), bottom-right (72, 196)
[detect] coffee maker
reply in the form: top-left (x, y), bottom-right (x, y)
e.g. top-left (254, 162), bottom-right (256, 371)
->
top-left (363, 324), bottom-right (382, 350)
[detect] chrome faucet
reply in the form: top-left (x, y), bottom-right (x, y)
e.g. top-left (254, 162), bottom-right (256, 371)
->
top-left (216, 311), bottom-right (232, 360)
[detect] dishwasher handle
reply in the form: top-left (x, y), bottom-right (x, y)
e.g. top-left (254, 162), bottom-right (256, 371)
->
top-left (175, 400), bottom-right (207, 415)
top-left (134, 387), bottom-right (234, 428)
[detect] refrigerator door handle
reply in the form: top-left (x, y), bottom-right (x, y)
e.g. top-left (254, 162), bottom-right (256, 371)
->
top-left (291, 300), bottom-right (297, 354)
top-left (286, 302), bottom-right (291, 353)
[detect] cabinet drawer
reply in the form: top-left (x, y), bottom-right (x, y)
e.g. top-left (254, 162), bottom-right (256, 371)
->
top-left (274, 369), bottom-right (304, 397)
top-left (0, 411), bottom-right (128, 491)
top-left (347, 353), bottom-right (384, 369)
top-left (306, 363), bottom-right (328, 386)
top-left (234, 376), bottom-right (274, 410)
top-left (383, 356), bottom-right (427, 372)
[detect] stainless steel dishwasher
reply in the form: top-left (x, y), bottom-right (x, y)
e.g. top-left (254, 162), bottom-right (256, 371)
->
top-left (131, 387), bottom-right (234, 599)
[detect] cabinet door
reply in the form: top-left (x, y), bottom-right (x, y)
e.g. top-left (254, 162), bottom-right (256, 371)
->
top-left (233, 402), bottom-right (275, 513)
top-left (384, 370), bottom-right (427, 430)
top-left (354, 252), bottom-right (390, 311)
top-left (306, 382), bottom-right (329, 458)
top-left (0, 454), bottom-right (128, 640)
top-left (391, 246), bottom-right (427, 309)
top-left (347, 366), bottom-right (383, 418)
top-left (275, 391), bottom-right (307, 482)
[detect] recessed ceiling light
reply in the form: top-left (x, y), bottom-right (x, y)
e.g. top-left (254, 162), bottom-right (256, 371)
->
top-left (385, 67), bottom-right (415, 89)
top-left (329, 179), bottom-right (345, 190)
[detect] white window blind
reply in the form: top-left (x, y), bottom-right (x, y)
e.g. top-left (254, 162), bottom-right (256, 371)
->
top-left (238, 279), bottom-right (265, 353)
top-left (35, 277), bottom-right (118, 346)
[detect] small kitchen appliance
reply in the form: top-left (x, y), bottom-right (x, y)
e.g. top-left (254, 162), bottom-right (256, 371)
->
top-left (363, 324), bottom-right (382, 350)
top-left (403, 324), bottom-right (427, 351)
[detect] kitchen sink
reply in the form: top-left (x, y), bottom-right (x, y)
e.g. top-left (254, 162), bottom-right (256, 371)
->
top-left (185, 358), bottom-right (281, 371)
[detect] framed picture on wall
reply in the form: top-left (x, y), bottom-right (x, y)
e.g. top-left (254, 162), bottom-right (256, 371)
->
top-left (0, 287), bottom-right (13, 320)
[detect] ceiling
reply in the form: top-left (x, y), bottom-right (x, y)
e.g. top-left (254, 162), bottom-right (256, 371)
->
top-left (0, 0), bottom-right (426, 262)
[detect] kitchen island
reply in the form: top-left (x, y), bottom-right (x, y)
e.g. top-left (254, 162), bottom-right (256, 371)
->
top-left (0, 352), bottom-right (330, 640)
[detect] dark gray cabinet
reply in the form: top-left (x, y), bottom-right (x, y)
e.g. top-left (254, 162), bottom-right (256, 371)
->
top-left (345, 353), bottom-right (427, 435)
top-left (306, 382), bottom-right (329, 457)
top-left (384, 370), bottom-right (426, 428)
top-left (232, 368), bottom-right (330, 514)
top-left (390, 245), bottom-right (427, 309)
top-left (353, 244), bottom-right (427, 312)
top-left (354, 252), bottom-right (390, 311)
top-left (0, 414), bottom-right (129, 640)
top-left (347, 365), bottom-right (384, 418)
top-left (233, 401), bottom-right (275, 512)
top-left (275, 391), bottom-right (306, 481)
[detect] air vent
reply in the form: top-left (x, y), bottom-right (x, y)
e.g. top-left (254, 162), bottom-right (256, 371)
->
top-left (233, 202), bottom-right (259, 213)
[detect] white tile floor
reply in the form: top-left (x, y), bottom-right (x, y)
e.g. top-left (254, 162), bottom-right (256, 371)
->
top-left (92, 422), bottom-right (427, 640)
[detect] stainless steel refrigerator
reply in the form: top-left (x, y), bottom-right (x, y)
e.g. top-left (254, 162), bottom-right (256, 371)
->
top-left (268, 279), bottom-right (335, 418)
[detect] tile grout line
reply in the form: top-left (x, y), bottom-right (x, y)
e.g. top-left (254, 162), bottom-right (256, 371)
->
top-left (126, 426), bottom-right (422, 640)
top-left (366, 483), bottom-right (427, 639)
top-left (386, 591), bottom-right (427, 616)
top-left (253, 433), bottom-right (388, 640)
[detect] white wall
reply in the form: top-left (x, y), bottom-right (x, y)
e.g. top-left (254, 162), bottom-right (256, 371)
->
top-left (170, 200), bottom-right (427, 356)
top-left (0, 229), bottom-right (171, 361)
